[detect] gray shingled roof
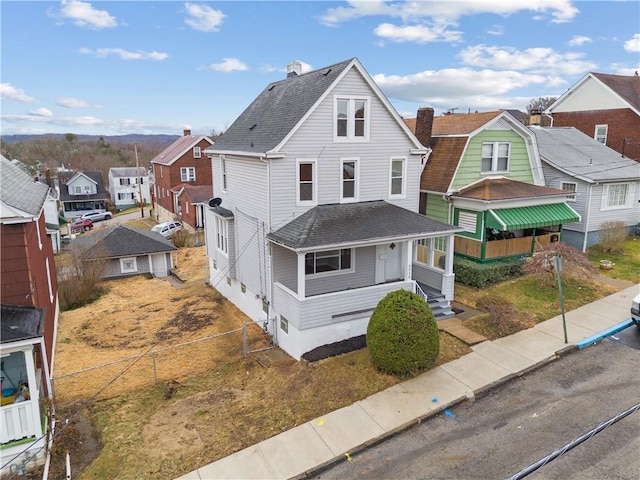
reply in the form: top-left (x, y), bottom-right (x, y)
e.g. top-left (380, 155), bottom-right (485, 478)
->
top-left (1, 305), bottom-right (44, 343)
top-left (206, 59), bottom-right (354, 154)
top-left (267, 201), bottom-right (462, 251)
top-left (76, 225), bottom-right (177, 259)
top-left (109, 167), bottom-right (148, 178)
top-left (58, 170), bottom-right (108, 202)
top-left (1, 156), bottom-right (50, 217)
top-left (531, 127), bottom-right (640, 182)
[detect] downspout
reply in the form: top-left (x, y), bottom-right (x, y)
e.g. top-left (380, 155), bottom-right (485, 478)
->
top-left (581, 183), bottom-right (595, 253)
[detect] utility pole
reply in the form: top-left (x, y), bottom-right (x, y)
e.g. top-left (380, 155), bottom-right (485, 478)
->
top-left (134, 142), bottom-right (144, 218)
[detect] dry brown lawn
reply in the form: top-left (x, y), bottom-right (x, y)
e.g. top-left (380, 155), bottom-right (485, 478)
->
top-left (51, 242), bottom-right (471, 480)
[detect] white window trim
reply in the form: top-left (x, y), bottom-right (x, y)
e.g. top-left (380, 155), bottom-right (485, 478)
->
top-left (389, 157), bottom-right (406, 199)
top-left (296, 159), bottom-right (317, 207)
top-left (36, 215), bottom-right (43, 250)
top-left (46, 258), bottom-right (54, 303)
top-left (216, 217), bottom-right (229, 256)
top-left (193, 146), bottom-right (201, 158)
top-left (305, 248), bottom-right (355, 278)
top-left (221, 156), bottom-right (228, 193)
top-left (561, 181), bottom-right (578, 202)
top-left (333, 95), bottom-right (371, 142)
top-left (120, 257), bottom-right (138, 273)
top-left (180, 167), bottom-right (196, 182)
top-left (280, 316), bottom-right (289, 335)
top-left (414, 237), bottom-right (446, 272)
top-left (601, 182), bottom-right (634, 211)
top-left (340, 157), bottom-right (359, 203)
top-left (594, 124), bottom-right (608, 144)
top-left (481, 142), bottom-right (510, 173)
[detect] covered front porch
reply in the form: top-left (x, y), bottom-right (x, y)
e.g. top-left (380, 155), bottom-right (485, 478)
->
top-left (266, 201), bottom-right (462, 359)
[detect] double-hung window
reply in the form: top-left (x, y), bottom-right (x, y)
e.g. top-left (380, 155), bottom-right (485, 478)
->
top-left (305, 249), bottom-right (352, 275)
top-left (335, 96), bottom-right (370, 141)
top-left (389, 158), bottom-right (406, 198)
top-left (415, 237), bottom-right (447, 270)
top-left (594, 125), bottom-right (608, 144)
top-left (341, 158), bottom-right (358, 202)
top-left (602, 183), bottom-right (633, 210)
top-left (193, 146), bottom-right (201, 158)
top-left (297, 159), bottom-right (316, 206)
top-left (119, 178), bottom-right (131, 186)
top-left (561, 182), bottom-right (577, 201)
top-left (216, 217), bottom-right (228, 255)
top-left (181, 167), bottom-right (196, 182)
top-left (481, 142), bottom-right (510, 173)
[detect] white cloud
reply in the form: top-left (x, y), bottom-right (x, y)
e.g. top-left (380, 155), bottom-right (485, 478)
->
top-left (79, 48), bottom-right (168, 61)
top-left (608, 63), bottom-right (640, 76)
top-left (205, 58), bottom-right (248, 73)
top-left (0, 83), bottom-right (36, 103)
top-left (184, 2), bottom-right (225, 32)
top-left (320, 0), bottom-right (579, 27)
top-left (624, 33), bottom-right (640, 53)
top-left (29, 108), bottom-right (53, 117)
top-left (374, 23), bottom-right (462, 43)
top-left (568, 35), bottom-right (592, 46)
top-left (55, 0), bottom-right (117, 29)
top-left (486, 25), bottom-right (504, 36)
top-left (57, 97), bottom-right (90, 108)
top-left (460, 44), bottom-right (596, 75)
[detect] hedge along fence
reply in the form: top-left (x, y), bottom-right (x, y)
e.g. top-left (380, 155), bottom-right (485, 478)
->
top-left (52, 322), bottom-right (270, 405)
top-left (453, 257), bottom-right (524, 288)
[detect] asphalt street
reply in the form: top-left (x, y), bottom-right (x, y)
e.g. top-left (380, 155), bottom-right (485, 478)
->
top-left (314, 335), bottom-right (640, 480)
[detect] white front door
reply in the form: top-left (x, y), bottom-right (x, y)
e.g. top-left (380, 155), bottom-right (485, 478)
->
top-left (375, 243), bottom-right (403, 284)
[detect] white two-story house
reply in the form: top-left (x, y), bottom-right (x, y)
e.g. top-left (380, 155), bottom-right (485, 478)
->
top-left (204, 58), bottom-right (461, 360)
top-left (108, 167), bottom-right (151, 211)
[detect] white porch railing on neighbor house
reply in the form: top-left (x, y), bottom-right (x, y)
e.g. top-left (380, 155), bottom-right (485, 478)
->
top-left (0, 400), bottom-right (40, 444)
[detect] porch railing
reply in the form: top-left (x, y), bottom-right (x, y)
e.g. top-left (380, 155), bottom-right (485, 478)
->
top-left (0, 400), bottom-right (39, 444)
top-left (455, 233), bottom-right (556, 260)
top-left (414, 282), bottom-right (428, 302)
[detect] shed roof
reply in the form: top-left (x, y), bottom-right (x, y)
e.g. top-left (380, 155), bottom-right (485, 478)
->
top-left (77, 225), bottom-right (177, 258)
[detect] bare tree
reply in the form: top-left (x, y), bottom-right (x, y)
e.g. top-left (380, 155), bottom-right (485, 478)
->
top-left (526, 96), bottom-right (557, 114)
top-left (57, 241), bottom-right (108, 310)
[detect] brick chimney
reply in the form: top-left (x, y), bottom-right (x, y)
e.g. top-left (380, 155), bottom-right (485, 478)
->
top-left (415, 107), bottom-right (434, 147)
top-left (183, 129), bottom-right (191, 136)
top-left (287, 61), bottom-right (302, 78)
top-left (529, 110), bottom-right (542, 126)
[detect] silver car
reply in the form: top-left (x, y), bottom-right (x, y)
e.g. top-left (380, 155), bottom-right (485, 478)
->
top-left (81, 210), bottom-right (113, 222)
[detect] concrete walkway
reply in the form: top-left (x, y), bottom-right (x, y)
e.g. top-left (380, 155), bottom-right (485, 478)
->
top-left (176, 283), bottom-right (639, 480)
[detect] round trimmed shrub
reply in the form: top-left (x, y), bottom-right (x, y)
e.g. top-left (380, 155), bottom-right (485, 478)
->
top-left (367, 289), bottom-right (440, 376)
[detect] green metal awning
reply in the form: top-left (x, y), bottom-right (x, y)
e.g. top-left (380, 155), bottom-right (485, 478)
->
top-left (487, 203), bottom-right (581, 231)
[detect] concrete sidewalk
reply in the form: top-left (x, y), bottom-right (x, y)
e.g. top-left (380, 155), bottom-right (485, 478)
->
top-left (176, 283), bottom-right (639, 480)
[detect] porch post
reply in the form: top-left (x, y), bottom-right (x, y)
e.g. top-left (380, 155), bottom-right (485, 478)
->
top-left (297, 253), bottom-right (306, 300)
top-left (446, 234), bottom-right (455, 275)
top-left (23, 348), bottom-right (43, 437)
top-left (405, 240), bottom-right (413, 281)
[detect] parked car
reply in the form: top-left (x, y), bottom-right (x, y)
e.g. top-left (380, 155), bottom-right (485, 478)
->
top-left (70, 218), bottom-right (94, 233)
top-left (81, 210), bottom-right (113, 222)
top-left (631, 293), bottom-right (640, 326)
top-left (151, 221), bottom-right (182, 238)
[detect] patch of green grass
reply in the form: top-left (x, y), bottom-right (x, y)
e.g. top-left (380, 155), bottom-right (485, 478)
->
top-left (587, 236), bottom-right (640, 283)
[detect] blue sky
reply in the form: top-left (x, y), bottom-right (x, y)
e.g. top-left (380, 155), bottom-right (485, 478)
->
top-left (1, 1), bottom-right (639, 136)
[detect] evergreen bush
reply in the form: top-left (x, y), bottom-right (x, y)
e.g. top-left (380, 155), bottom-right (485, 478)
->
top-left (367, 289), bottom-right (439, 377)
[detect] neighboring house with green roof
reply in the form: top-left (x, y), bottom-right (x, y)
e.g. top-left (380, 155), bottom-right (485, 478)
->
top-left (203, 58), bottom-right (462, 360)
top-left (405, 110), bottom-right (579, 263)
top-left (532, 126), bottom-right (640, 251)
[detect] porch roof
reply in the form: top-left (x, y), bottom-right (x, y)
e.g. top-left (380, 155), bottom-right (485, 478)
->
top-left (267, 200), bottom-right (462, 251)
top-left (486, 203), bottom-right (581, 231)
top-left (1, 305), bottom-right (44, 343)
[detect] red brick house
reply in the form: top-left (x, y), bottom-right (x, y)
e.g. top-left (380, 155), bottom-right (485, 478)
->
top-left (150, 129), bottom-right (214, 225)
top-left (546, 72), bottom-right (640, 161)
top-left (174, 184), bottom-right (213, 231)
top-left (1, 156), bottom-right (59, 471)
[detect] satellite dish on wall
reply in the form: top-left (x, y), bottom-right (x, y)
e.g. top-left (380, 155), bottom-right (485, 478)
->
top-left (209, 197), bottom-right (222, 208)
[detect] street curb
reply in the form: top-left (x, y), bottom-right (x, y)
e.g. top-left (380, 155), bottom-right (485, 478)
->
top-left (576, 319), bottom-right (635, 349)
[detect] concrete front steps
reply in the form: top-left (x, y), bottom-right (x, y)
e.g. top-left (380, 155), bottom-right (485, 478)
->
top-left (417, 282), bottom-right (456, 320)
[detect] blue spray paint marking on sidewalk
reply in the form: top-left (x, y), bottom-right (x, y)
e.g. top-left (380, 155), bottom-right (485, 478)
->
top-left (444, 409), bottom-right (463, 422)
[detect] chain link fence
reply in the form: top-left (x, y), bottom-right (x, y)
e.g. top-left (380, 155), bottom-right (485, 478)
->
top-left (52, 322), bottom-right (271, 405)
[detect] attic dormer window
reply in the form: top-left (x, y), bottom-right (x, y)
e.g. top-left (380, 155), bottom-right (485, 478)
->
top-left (334, 96), bottom-right (370, 142)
